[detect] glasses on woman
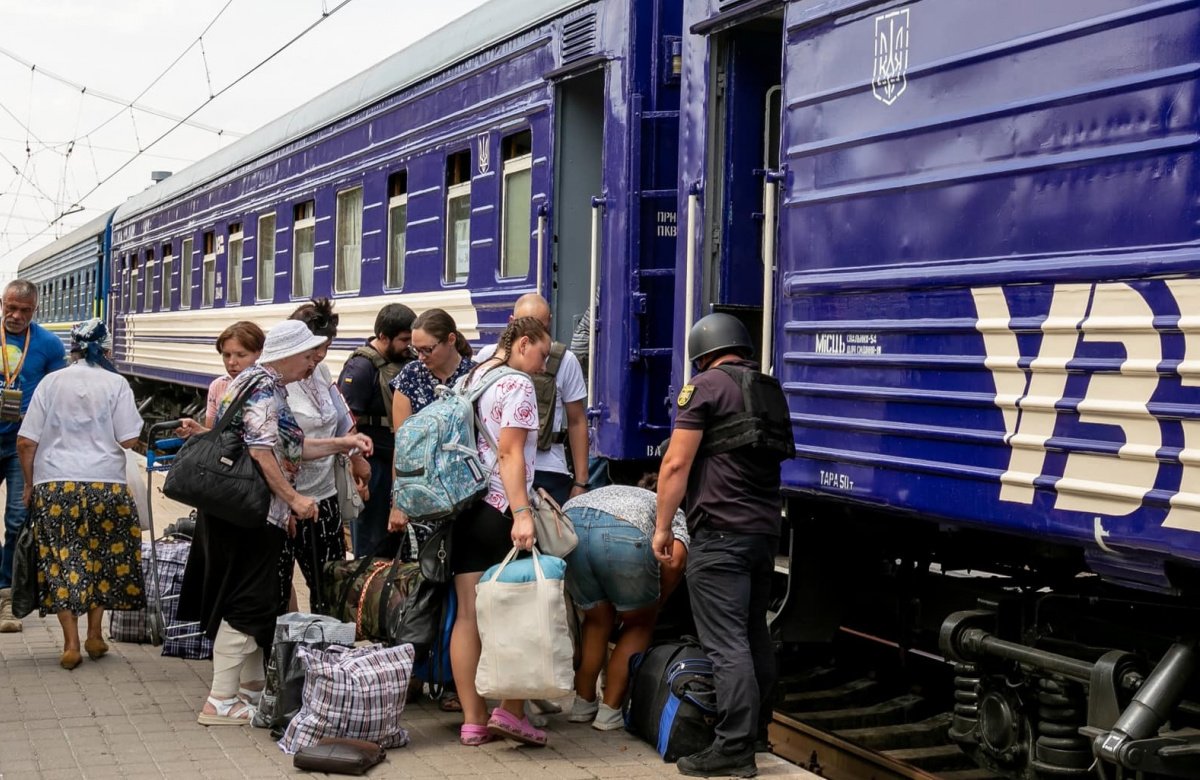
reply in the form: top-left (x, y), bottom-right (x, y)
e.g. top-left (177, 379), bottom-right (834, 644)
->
top-left (411, 339), bottom-right (445, 358)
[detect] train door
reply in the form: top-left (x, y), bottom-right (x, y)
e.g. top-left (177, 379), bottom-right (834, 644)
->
top-left (703, 14), bottom-right (784, 371)
top-left (552, 70), bottom-right (605, 351)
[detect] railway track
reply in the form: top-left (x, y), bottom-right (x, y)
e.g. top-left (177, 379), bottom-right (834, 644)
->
top-left (768, 633), bottom-right (1001, 780)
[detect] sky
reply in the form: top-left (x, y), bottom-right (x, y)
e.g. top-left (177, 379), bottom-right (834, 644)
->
top-left (0, 0), bottom-right (491, 276)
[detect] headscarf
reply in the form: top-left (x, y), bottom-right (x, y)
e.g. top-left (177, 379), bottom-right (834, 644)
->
top-left (70, 318), bottom-right (117, 373)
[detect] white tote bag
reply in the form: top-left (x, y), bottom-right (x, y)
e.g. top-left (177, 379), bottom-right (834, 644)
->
top-left (475, 547), bottom-right (574, 700)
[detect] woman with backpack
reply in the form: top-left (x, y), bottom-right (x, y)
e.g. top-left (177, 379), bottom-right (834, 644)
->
top-left (448, 316), bottom-right (552, 747)
top-left (387, 307), bottom-right (475, 713)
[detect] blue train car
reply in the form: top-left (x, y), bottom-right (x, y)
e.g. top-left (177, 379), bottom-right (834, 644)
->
top-left (107, 0), bottom-right (683, 459)
top-left (16, 208), bottom-right (114, 350)
top-left (677, 0), bottom-right (1200, 777)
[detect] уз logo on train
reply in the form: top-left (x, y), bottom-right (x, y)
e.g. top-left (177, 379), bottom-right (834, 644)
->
top-left (872, 8), bottom-right (910, 106)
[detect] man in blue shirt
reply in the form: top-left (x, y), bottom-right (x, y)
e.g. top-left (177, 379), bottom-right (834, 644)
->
top-left (0, 280), bottom-right (68, 633)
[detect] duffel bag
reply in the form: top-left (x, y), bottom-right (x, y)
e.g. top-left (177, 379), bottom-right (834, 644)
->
top-left (624, 638), bottom-right (718, 762)
top-left (320, 533), bottom-right (420, 645)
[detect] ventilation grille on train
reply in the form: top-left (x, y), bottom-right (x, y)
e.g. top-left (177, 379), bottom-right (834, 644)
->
top-left (562, 11), bottom-right (597, 64)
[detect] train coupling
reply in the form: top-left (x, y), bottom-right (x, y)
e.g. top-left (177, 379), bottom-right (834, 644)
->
top-left (940, 610), bottom-right (1200, 779)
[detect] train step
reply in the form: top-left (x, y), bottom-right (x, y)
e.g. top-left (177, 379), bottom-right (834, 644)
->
top-left (791, 693), bottom-right (927, 731)
top-left (835, 712), bottom-right (954, 750)
top-left (938, 770), bottom-right (1004, 780)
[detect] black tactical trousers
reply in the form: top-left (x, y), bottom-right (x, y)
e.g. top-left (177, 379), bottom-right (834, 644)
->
top-left (685, 525), bottom-right (778, 755)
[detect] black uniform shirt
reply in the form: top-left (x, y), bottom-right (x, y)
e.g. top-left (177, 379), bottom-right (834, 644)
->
top-left (673, 358), bottom-right (783, 537)
top-left (338, 340), bottom-right (410, 459)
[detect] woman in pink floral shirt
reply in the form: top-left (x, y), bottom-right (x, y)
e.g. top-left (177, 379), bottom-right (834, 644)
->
top-left (450, 317), bottom-right (552, 748)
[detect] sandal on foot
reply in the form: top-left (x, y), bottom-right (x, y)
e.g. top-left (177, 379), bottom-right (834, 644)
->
top-left (439, 692), bottom-right (463, 713)
top-left (84, 637), bottom-right (108, 660)
top-left (460, 723), bottom-right (496, 746)
top-left (238, 683), bottom-right (264, 707)
top-left (197, 695), bottom-right (255, 726)
top-left (487, 707), bottom-right (547, 747)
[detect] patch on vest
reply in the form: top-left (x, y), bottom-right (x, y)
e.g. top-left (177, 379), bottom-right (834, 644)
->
top-left (677, 385), bottom-right (696, 408)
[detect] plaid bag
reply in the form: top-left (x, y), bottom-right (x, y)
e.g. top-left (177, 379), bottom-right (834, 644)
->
top-left (109, 538), bottom-right (212, 659)
top-left (278, 643), bottom-right (415, 755)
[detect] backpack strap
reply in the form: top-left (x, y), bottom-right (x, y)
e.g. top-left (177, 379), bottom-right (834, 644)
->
top-left (545, 342), bottom-right (566, 378)
top-left (459, 366), bottom-right (520, 457)
top-left (351, 346), bottom-right (393, 428)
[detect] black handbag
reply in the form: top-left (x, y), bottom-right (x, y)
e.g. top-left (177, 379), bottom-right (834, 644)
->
top-left (293, 738), bottom-right (386, 775)
top-left (418, 521), bottom-right (453, 584)
top-left (10, 520), bottom-right (37, 619)
top-left (162, 381), bottom-right (271, 527)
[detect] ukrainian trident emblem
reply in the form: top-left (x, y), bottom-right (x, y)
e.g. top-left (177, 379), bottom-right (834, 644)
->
top-left (872, 8), bottom-right (910, 106)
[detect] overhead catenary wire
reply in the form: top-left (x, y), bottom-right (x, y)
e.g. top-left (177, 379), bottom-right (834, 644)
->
top-left (0, 45), bottom-right (244, 140)
top-left (0, 0), bottom-right (359, 263)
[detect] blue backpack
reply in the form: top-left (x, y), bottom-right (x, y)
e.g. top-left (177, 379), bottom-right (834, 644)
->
top-left (392, 366), bottom-right (518, 522)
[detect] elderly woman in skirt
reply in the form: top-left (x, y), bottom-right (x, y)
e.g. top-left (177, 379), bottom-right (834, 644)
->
top-left (178, 320), bottom-right (372, 726)
top-left (16, 319), bottom-right (145, 669)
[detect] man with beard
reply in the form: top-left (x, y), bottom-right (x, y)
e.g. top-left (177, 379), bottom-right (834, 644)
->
top-left (0, 280), bottom-right (67, 633)
top-left (337, 303), bottom-right (415, 557)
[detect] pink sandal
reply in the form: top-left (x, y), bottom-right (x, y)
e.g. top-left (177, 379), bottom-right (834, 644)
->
top-left (460, 723), bottom-right (496, 746)
top-left (487, 707), bottom-right (547, 746)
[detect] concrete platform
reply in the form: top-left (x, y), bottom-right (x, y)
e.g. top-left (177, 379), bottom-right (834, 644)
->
top-left (0, 465), bottom-right (818, 779)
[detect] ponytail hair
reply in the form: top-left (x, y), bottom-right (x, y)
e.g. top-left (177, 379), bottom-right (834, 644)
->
top-left (290, 297), bottom-right (338, 338)
top-left (412, 308), bottom-right (473, 359)
top-left (469, 316), bottom-right (550, 381)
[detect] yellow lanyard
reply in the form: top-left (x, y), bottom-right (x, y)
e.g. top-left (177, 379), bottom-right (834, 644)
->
top-left (0, 328), bottom-right (31, 390)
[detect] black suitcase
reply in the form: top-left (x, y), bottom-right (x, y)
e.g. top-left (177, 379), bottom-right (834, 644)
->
top-left (624, 638), bottom-right (718, 762)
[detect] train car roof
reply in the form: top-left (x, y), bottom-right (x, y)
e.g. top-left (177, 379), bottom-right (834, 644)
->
top-left (17, 208), bottom-right (117, 274)
top-left (112, 0), bottom-right (588, 224)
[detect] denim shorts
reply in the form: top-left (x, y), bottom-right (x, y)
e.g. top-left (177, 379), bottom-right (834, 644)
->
top-left (564, 507), bottom-right (659, 612)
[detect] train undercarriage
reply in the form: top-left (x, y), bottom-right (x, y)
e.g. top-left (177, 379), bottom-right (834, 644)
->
top-left (775, 499), bottom-right (1200, 780)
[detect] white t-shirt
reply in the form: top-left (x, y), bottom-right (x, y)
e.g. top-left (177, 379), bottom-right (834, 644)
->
top-left (19, 362), bottom-right (144, 485)
top-left (466, 364), bottom-right (538, 512)
top-left (286, 363), bottom-right (340, 500)
top-left (475, 344), bottom-right (587, 476)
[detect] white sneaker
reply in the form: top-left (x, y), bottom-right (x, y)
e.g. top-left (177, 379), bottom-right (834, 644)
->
top-left (569, 696), bottom-right (599, 723)
top-left (592, 702), bottom-right (624, 731)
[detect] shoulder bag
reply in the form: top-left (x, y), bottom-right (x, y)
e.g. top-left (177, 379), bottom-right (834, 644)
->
top-left (162, 381), bottom-right (272, 527)
top-left (531, 488), bottom-right (577, 558)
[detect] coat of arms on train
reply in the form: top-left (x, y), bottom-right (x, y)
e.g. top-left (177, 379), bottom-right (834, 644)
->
top-left (872, 7), bottom-right (910, 106)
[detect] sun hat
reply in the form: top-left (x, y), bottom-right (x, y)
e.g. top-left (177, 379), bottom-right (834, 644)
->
top-left (258, 320), bottom-right (329, 364)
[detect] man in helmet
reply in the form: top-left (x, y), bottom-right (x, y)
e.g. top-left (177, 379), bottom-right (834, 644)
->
top-left (652, 312), bottom-right (793, 778)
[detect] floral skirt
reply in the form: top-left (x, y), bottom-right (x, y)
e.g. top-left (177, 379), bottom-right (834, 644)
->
top-left (32, 481), bottom-right (146, 616)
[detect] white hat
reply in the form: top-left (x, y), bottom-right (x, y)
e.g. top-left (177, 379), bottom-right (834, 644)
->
top-left (258, 320), bottom-right (329, 364)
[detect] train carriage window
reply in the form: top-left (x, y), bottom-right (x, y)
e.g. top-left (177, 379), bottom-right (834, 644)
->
top-left (445, 150), bottom-right (472, 284)
top-left (335, 188), bottom-right (363, 294)
top-left (70, 276), bottom-right (77, 319)
top-left (181, 238), bottom-right (194, 309)
top-left (257, 213), bottom-right (276, 302)
top-left (130, 256), bottom-right (140, 313)
top-left (144, 249), bottom-right (155, 312)
top-left (387, 172), bottom-right (407, 290)
top-left (500, 130), bottom-right (533, 279)
top-left (228, 224), bottom-right (243, 305)
top-left (202, 231), bottom-right (216, 307)
top-left (293, 201), bottom-right (315, 298)
top-left (162, 243), bottom-right (173, 310)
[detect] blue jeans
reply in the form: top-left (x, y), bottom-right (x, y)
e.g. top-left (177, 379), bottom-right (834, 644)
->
top-left (564, 507), bottom-right (659, 612)
top-left (0, 434), bottom-right (27, 590)
top-left (351, 455), bottom-right (393, 559)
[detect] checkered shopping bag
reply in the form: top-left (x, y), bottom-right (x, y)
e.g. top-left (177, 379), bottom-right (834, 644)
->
top-left (108, 538), bottom-right (212, 660)
top-left (278, 643), bottom-right (414, 754)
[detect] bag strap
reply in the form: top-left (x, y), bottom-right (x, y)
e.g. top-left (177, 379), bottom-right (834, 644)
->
top-left (211, 377), bottom-right (264, 436)
top-left (460, 366), bottom-right (519, 456)
top-left (545, 341), bottom-right (567, 378)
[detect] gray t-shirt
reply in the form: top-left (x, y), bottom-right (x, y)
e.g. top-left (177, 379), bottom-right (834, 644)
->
top-left (563, 485), bottom-right (690, 549)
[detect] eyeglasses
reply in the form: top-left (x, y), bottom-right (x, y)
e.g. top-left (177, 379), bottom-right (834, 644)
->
top-left (309, 312), bottom-right (339, 331)
top-left (411, 340), bottom-right (445, 358)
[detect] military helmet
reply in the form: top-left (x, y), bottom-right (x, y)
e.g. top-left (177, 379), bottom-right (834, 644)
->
top-left (687, 313), bottom-right (755, 364)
